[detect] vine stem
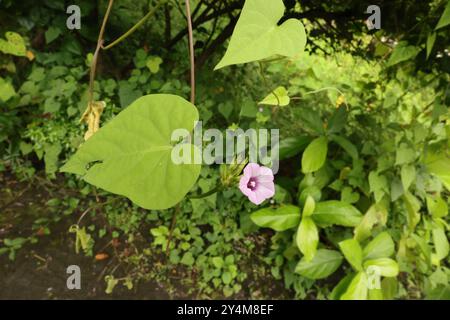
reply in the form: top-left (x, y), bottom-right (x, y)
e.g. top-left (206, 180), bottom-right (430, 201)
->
top-left (185, 0), bottom-right (196, 104)
top-left (165, 0), bottom-right (196, 256)
top-left (89, 0), bottom-right (114, 105)
top-left (102, 0), bottom-right (167, 50)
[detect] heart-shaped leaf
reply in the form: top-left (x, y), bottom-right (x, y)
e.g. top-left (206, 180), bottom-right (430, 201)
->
top-left (61, 94), bottom-right (201, 210)
top-left (214, 0), bottom-right (306, 70)
top-left (0, 32), bottom-right (26, 57)
top-left (259, 86), bottom-right (290, 107)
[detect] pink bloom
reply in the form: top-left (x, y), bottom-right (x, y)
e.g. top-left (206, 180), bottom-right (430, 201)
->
top-left (239, 163), bottom-right (275, 205)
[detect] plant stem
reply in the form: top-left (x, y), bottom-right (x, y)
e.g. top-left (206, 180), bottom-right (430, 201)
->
top-left (166, 0), bottom-right (196, 256)
top-left (102, 0), bottom-right (167, 50)
top-left (189, 185), bottom-right (222, 199)
top-left (89, 0), bottom-right (114, 105)
top-left (185, 0), bottom-right (196, 104)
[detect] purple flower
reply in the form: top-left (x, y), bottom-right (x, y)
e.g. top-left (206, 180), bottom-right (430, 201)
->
top-left (239, 163), bottom-right (275, 205)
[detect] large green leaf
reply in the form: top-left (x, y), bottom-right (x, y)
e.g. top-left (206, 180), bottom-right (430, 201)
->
top-left (296, 217), bottom-right (318, 261)
top-left (61, 94), bottom-right (201, 210)
top-left (301, 136), bottom-right (328, 173)
top-left (340, 272), bottom-right (368, 300)
top-left (362, 232), bottom-right (395, 260)
top-left (214, 0), bottom-right (306, 70)
top-left (339, 238), bottom-right (363, 271)
top-left (435, 0), bottom-right (450, 30)
top-left (250, 205), bottom-right (300, 231)
top-left (312, 201), bottom-right (363, 227)
top-left (363, 258), bottom-right (399, 277)
top-left (295, 249), bottom-right (343, 279)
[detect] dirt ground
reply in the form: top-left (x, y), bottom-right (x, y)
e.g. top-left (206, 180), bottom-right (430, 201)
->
top-left (0, 174), bottom-right (290, 300)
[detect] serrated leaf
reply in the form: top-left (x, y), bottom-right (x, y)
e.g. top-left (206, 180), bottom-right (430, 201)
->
top-left (312, 200), bottom-right (363, 227)
top-left (295, 249), bottom-right (343, 279)
top-left (258, 86), bottom-right (290, 107)
top-left (214, 0), bottom-right (306, 69)
top-left (61, 94), bottom-right (201, 210)
top-left (302, 136), bottom-right (328, 173)
top-left (250, 205), bottom-right (300, 231)
top-left (296, 217), bottom-right (318, 261)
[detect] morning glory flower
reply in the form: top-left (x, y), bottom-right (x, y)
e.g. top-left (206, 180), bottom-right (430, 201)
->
top-left (239, 163), bottom-right (275, 205)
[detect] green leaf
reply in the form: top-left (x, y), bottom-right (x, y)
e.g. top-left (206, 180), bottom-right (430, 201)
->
top-left (331, 135), bottom-right (358, 160)
top-left (426, 285), bottom-right (450, 300)
top-left (302, 195), bottom-right (315, 217)
top-left (354, 203), bottom-right (388, 242)
top-left (386, 42), bottom-right (420, 67)
top-left (339, 238), bottom-right (363, 271)
top-left (432, 227), bottom-right (449, 261)
top-left (296, 217), bottom-right (318, 261)
top-left (403, 192), bottom-right (421, 230)
top-left (278, 136), bottom-right (311, 160)
top-left (368, 171), bottom-right (389, 203)
top-left (0, 77), bottom-right (16, 102)
top-left (362, 232), bottom-right (395, 260)
top-left (411, 233), bottom-right (432, 265)
top-left (426, 32), bottom-right (436, 59)
top-left (427, 196), bottom-right (448, 219)
top-left (327, 106), bottom-right (347, 134)
top-left (259, 86), bottom-right (290, 107)
top-left (0, 32), bottom-right (26, 56)
top-left (381, 277), bottom-right (398, 300)
top-left (298, 108), bottom-right (324, 134)
top-left (363, 258), bottom-right (399, 277)
top-left (212, 257), bottom-right (224, 269)
top-left (61, 94), bottom-right (201, 210)
top-left (295, 249), bottom-right (343, 279)
top-left (301, 136), bottom-right (328, 173)
top-left (401, 164), bottom-right (416, 191)
top-left (214, 0), bottom-right (306, 69)
top-left (146, 56), bottom-right (163, 73)
top-left (330, 273), bottom-right (354, 300)
top-left (45, 26), bottom-right (61, 44)
top-left (425, 151), bottom-right (450, 191)
top-left (312, 200), bottom-right (363, 227)
top-left (181, 252), bottom-right (195, 266)
top-left (436, 0), bottom-right (450, 30)
top-left (250, 205), bottom-right (300, 231)
top-left (340, 272), bottom-right (368, 300)
top-left (395, 143), bottom-right (415, 165)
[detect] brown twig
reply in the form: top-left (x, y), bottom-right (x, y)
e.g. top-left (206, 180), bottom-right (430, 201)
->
top-left (185, 0), bottom-right (195, 104)
top-left (88, 0), bottom-right (114, 105)
top-left (165, 0), bottom-right (196, 256)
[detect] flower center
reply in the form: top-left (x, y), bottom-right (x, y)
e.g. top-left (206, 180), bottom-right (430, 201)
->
top-left (247, 177), bottom-right (258, 191)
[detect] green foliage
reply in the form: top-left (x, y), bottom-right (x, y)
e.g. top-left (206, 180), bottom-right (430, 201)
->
top-left (61, 95), bottom-right (201, 210)
top-left (215, 0), bottom-right (306, 69)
